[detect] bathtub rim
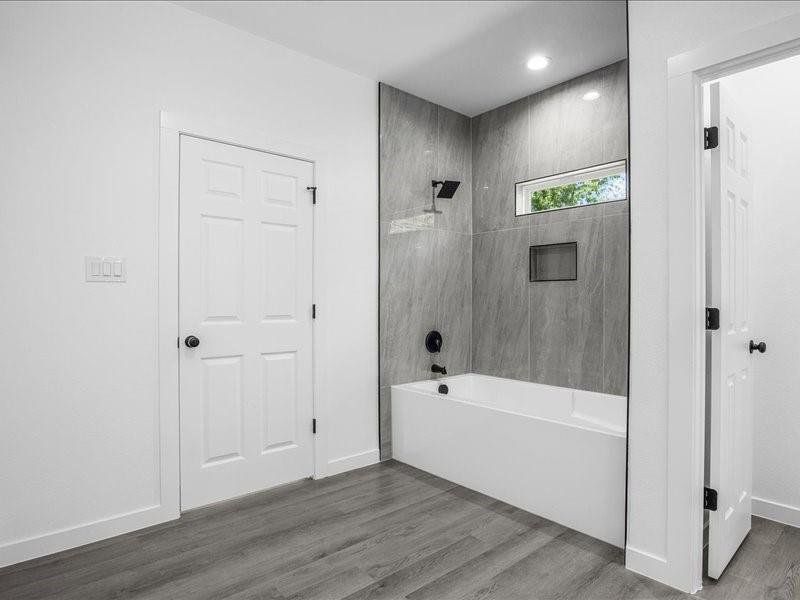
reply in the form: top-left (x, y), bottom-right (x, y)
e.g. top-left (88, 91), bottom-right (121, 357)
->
top-left (391, 372), bottom-right (627, 439)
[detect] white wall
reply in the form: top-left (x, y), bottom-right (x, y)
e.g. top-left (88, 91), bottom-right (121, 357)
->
top-left (0, 0), bottom-right (378, 567)
top-left (724, 56), bottom-right (800, 528)
top-left (627, 0), bottom-right (800, 590)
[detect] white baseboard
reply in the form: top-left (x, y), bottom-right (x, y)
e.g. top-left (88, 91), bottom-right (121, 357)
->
top-left (0, 503), bottom-right (178, 569)
top-left (1, 448), bottom-right (380, 569)
top-left (325, 448), bottom-right (380, 477)
top-left (625, 545), bottom-right (669, 584)
top-left (752, 496), bottom-right (800, 528)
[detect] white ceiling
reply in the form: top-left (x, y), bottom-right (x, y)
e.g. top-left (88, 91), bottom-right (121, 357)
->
top-left (175, 1), bottom-right (627, 117)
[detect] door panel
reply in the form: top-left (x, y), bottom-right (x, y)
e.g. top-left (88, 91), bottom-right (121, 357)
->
top-left (261, 223), bottom-right (297, 319)
top-left (179, 135), bottom-right (314, 510)
top-left (201, 355), bottom-right (244, 465)
top-left (201, 216), bottom-right (244, 322)
top-left (707, 82), bottom-right (754, 580)
top-left (261, 352), bottom-right (298, 452)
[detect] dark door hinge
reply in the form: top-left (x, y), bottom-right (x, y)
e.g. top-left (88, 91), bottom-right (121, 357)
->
top-left (307, 186), bottom-right (317, 204)
top-left (704, 126), bottom-right (719, 150)
top-left (704, 487), bottom-right (718, 511)
top-left (312, 304), bottom-right (317, 319)
top-left (706, 307), bottom-right (720, 331)
top-left (312, 418), bottom-right (317, 434)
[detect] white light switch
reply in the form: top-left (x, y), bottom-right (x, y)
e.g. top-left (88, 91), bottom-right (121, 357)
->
top-left (85, 256), bottom-right (126, 282)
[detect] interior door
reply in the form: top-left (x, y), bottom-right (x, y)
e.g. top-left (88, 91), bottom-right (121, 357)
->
top-left (179, 135), bottom-right (315, 510)
top-left (707, 81), bottom-right (754, 579)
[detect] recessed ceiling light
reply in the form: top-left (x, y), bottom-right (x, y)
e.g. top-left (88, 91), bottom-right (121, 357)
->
top-left (582, 90), bottom-right (601, 101)
top-left (526, 55), bottom-right (551, 71)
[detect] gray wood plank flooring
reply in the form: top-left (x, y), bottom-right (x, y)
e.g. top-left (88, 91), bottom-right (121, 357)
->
top-left (0, 461), bottom-right (797, 599)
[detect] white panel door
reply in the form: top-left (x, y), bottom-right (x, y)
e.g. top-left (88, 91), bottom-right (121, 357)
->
top-left (707, 82), bottom-right (754, 579)
top-left (179, 135), bottom-right (315, 510)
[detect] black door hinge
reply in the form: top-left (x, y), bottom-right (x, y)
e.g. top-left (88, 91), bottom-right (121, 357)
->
top-left (704, 126), bottom-right (719, 150)
top-left (312, 418), bottom-right (317, 434)
top-left (704, 487), bottom-right (718, 511)
top-left (312, 304), bottom-right (317, 319)
top-left (307, 186), bottom-right (317, 204)
top-left (706, 307), bottom-right (720, 330)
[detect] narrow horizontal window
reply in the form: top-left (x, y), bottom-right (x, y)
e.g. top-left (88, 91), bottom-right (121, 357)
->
top-left (515, 160), bottom-right (627, 216)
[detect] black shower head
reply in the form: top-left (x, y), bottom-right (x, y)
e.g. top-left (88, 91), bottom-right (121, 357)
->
top-left (432, 180), bottom-right (461, 199)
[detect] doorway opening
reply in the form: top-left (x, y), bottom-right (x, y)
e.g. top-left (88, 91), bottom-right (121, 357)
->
top-left (701, 54), bottom-right (800, 587)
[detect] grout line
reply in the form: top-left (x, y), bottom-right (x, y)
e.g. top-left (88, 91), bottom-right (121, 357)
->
top-left (469, 114), bottom-right (474, 373)
top-left (473, 225), bottom-right (529, 236)
top-left (528, 85), bottom-right (533, 381)
top-left (435, 104), bottom-right (440, 374)
top-left (601, 215), bottom-right (607, 391)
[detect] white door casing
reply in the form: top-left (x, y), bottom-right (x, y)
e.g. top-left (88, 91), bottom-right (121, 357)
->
top-left (179, 134), bottom-right (315, 510)
top-left (707, 82), bottom-right (754, 580)
top-left (655, 16), bottom-right (800, 594)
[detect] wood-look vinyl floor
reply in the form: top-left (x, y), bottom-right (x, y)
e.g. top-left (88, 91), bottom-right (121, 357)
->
top-left (0, 460), bottom-right (797, 599)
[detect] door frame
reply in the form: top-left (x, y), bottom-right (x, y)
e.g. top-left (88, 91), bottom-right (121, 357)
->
top-left (158, 111), bottom-right (330, 514)
top-left (661, 14), bottom-right (800, 593)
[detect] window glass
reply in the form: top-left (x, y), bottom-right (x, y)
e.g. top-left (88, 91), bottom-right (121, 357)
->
top-left (515, 160), bottom-right (627, 215)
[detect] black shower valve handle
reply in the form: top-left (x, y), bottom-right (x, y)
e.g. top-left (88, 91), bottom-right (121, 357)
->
top-left (425, 330), bottom-right (443, 354)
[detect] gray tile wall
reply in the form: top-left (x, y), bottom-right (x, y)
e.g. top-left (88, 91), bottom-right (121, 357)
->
top-left (380, 61), bottom-right (628, 458)
top-left (471, 60), bottom-right (629, 396)
top-left (379, 84), bottom-right (472, 458)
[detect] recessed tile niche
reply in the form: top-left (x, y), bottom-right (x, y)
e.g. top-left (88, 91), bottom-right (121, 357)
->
top-left (529, 242), bottom-right (577, 282)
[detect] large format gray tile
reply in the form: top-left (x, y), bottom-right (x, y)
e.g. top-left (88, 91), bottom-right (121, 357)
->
top-left (603, 198), bottom-right (630, 217)
top-left (524, 202), bottom-right (607, 226)
top-left (601, 60), bottom-right (629, 165)
top-left (379, 386), bottom-right (391, 460)
top-left (529, 217), bottom-right (604, 393)
top-left (529, 280), bottom-right (573, 389)
top-left (379, 84), bottom-right (437, 218)
top-left (435, 106), bottom-right (472, 235)
top-left (472, 96), bottom-right (529, 233)
top-left (470, 61), bottom-right (629, 394)
top-left (530, 60), bottom-right (628, 180)
top-left (530, 76), bottom-right (601, 179)
top-left (567, 216), bottom-right (605, 392)
top-left (472, 227), bottom-right (529, 380)
top-left (435, 230), bottom-right (472, 377)
top-left (379, 85), bottom-right (473, 455)
top-left (382, 60), bottom-right (628, 409)
top-left (603, 211), bottom-right (629, 396)
top-left (379, 221), bottom-right (437, 387)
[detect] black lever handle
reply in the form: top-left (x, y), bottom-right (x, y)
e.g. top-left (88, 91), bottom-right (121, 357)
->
top-left (185, 335), bottom-right (200, 348)
top-left (749, 340), bottom-right (766, 354)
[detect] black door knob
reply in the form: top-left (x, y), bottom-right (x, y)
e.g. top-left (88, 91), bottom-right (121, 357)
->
top-left (184, 335), bottom-right (200, 348)
top-left (749, 340), bottom-right (766, 354)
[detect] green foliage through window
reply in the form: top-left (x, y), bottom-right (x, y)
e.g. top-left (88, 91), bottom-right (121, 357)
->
top-left (515, 160), bottom-right (628, 216)
top-left (530, 173), bottom-right (626, 212)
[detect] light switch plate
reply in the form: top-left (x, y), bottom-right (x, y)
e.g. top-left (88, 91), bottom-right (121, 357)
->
top-left (85, 256), bottom-right (126, 282)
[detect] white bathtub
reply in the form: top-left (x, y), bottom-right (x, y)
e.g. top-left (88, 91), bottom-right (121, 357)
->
top-left (391, 373), bottom-right (627, 547)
